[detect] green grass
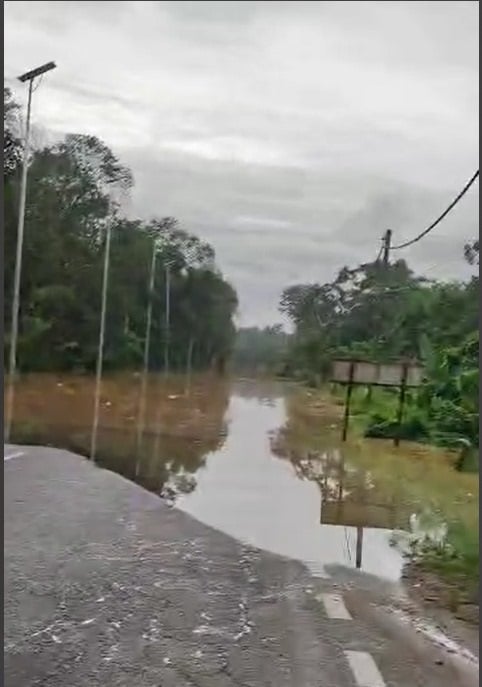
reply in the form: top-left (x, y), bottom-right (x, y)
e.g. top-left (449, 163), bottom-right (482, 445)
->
top-left (333, 385), bottom-right (479, 469)
top-left (415, 521), bottom-right (479, 606)
top-left (459, 449), bottom-right (479, 473)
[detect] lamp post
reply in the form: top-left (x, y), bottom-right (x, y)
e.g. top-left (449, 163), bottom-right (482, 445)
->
top-left (5, 61), bottom-right (56, 443)
top-left (90, 219), bottom-right (112, 462)
top-left (90, 187), bottom-right (129, 462)
top-left (135, 239), bottom-right (158, 467)
top-left (164, 261), bottom-right (172, 377)
top-left (151, 257), bottom-right (174, 462)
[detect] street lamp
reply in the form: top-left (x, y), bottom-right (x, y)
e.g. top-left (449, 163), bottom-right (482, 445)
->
top-left (5, 61), bottom-right (57, 442)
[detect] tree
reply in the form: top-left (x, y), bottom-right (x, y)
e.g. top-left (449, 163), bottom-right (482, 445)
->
top-left (4, 86), bottom-right (22, 178)
top-left (3, 89), bottom-right (238, 374)
top-left (464, 240), bottom-right (479, 267)
top-left (279, 243), bottom-right (479, 447)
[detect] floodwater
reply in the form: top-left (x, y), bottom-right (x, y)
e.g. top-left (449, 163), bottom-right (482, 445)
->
top-left (7, 374), bottom-right (478, 582)
top-left (177, 387), bottom-right (403, 579)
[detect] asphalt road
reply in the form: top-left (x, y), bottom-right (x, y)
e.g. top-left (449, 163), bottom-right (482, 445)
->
top-left (4, 445), bottom-right (478, 687)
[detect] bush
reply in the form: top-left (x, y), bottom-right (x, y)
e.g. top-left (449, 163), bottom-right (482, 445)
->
top-left (364, 413), bottom-right (429, 441)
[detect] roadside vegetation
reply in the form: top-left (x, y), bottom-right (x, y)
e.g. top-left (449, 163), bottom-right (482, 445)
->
top-left (272, 243), bottom-right (479, 609)
top-left (277, 387), bottom-right (479, 620)
top-left (278, 244), bottom-right (478, 458)
top-left (233, 245), bottom-right (479, 464)
top-left (4, 87), bottom-right (238, 375)
top-left (229, 218), bottom-right (479, 610)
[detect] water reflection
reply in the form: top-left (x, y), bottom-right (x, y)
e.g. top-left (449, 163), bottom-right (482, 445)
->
top-left (232, 377), bottom-right (289, 406)
top-left (270, 439), bottom-right (404, 573)
top-left (177, 381), bottom-right (405, 580)
top-left (8, 373), bottom-right (230, 497)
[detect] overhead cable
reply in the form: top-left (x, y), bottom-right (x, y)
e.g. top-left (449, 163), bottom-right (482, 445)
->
top-left (391, 170), bottom-right (479, 250)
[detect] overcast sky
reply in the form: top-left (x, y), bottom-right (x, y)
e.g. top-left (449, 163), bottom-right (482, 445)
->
top-left (5, 1), bottom-right (479, 326)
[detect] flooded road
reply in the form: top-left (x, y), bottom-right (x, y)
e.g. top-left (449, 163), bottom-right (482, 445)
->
top-left (7, 374), bottom-right (478, 584)
top-left (177, 386), bottom-right (403, 580)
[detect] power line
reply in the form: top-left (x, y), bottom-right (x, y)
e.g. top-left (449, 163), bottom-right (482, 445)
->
top-left (391, 170), bottom-right (479, 250)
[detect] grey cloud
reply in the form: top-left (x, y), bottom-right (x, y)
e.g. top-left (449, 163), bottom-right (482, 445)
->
top-left (4, 0), bottom-right (478, 325)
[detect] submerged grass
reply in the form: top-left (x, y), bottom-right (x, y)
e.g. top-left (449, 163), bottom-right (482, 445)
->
top-left (5, 371), bottom-right (231, 497)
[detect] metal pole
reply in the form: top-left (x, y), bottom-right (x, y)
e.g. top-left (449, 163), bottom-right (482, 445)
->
top-left (5, 78), bottom-right (34, 443)
top-left (136, 242), bottom-right (157, 459)
top-left (355, 526), bottom-right (363, 569)
top-left (394, 362), bottom-right (408, 447)
top-left (164, 263), bottom-right (171, 376)
top-left (341, 362), bottom-right (355, 442)
top-left (90, 221), bottom-right (112, 461)
top-left (184, 337), bottom-right (194, 396)
top-left (153, 262), bottom-right (171, 462)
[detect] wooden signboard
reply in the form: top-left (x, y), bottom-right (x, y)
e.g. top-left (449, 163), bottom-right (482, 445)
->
top-left (331, 359), bottom-right (423, 387)
top-left (320, 495), bottom-right (400, 571)
top-left (320, 501), bottom-right (398, 530)
top-left (331, 358), bottom-right (424, 444)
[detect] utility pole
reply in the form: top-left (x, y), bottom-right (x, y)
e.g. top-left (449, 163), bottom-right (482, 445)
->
top-left (5, 61), bottom-right (56, 443)
top-left (382, 229), bottom-right (392, 266)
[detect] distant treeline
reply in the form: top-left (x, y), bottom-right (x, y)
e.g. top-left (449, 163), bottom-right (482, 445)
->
top-left (231, 325), bottom-right (291, 374)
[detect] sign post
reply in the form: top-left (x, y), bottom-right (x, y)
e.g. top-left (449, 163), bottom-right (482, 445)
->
top-left (355, 526), bottom-right (363, 569)
top-left (394, 362), bottom-right (409, 447)
top-left (342, 361), bottom-right (355, 442)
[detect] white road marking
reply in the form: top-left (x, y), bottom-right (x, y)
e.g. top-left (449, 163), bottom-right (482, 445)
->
top-left (345, 651), bottom-right (386, 687)
top-left (319, 593), bottom-right (352, 620)
top-left (4, 451), bottom-right (25, 462)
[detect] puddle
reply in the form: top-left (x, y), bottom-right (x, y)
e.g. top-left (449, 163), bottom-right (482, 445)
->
top-left (7, 374), bottom-right (477, 583)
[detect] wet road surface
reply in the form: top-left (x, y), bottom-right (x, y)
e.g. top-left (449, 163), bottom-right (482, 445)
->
top-left (4, 444), bottom-right (478, 687)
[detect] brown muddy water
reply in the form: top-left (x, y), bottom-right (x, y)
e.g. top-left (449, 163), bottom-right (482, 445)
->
top-left (6, 373), bottom-right (478, 582)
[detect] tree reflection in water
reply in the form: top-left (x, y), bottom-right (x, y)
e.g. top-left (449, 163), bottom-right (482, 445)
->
top-left (271, 402), bottom-right (405, 570)
top-left (8, 372), bottom-right (230, 501)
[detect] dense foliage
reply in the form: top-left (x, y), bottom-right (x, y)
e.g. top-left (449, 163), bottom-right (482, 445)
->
top-left (4, 88), bottom-right (238, 374)
top-left (279, 246), bottom-right (479, 450)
